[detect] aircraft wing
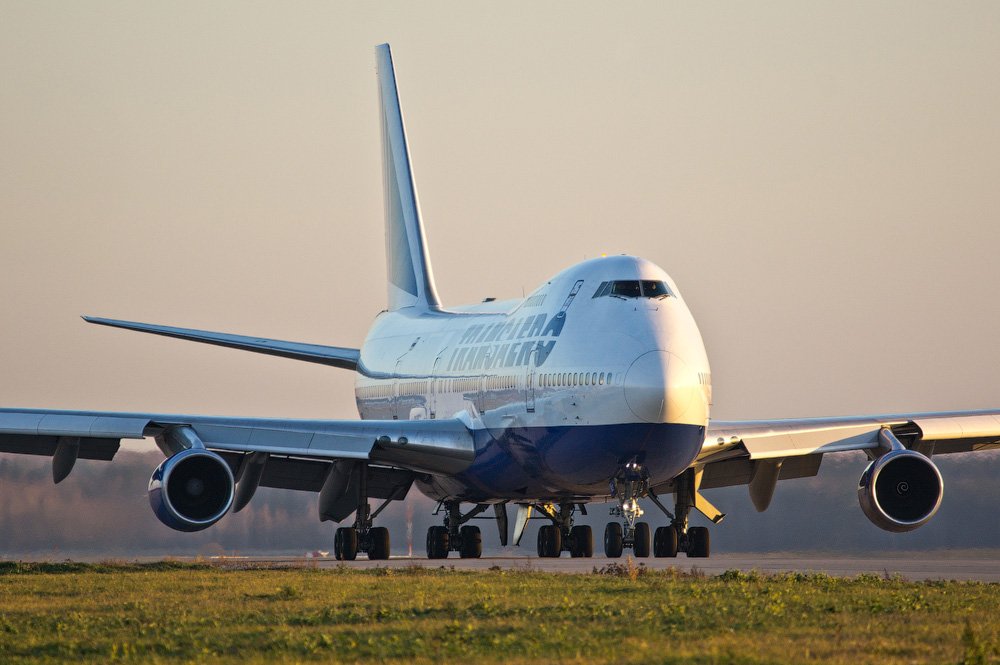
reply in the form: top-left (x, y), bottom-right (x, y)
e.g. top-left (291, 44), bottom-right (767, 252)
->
top-left (674, 409), bottom-right (1000, 513)
top-left (0, 407), bottom-right (475, 481)
top-left (83, 317), bottom-right (360, 370)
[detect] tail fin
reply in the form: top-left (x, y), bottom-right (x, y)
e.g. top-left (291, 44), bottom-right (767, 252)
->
top-left (376, 44), bottom-right (441, 311)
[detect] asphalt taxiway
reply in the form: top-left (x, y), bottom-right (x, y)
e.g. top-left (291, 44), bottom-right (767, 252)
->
top-left (221, 553), bottom-right (1000, 582)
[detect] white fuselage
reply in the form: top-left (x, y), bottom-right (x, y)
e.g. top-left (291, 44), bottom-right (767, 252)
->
top-left (354, 255), bottom-right (712, 501)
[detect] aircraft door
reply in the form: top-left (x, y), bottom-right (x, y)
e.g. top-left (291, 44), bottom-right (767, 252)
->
top-left (429, 355), bottom-right (443, 419)
top-left (392, 359), bottom-right (402, 420)
top-left (526, 348), bottom-right (537, 413)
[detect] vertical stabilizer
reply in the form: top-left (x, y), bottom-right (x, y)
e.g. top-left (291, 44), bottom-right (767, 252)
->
top-left (376, 44), bottom-right (441, 311)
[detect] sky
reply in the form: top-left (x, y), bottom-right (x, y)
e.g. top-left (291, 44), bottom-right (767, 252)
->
top-left (0, 3), bottom-right (999, 550)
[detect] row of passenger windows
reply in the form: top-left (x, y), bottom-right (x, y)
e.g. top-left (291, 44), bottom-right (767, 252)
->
top-left (592, 280), bottom-right (674, 299)
top-left (484, 375), bottom-right (516, 391)
top-left (357, 384), bottom-right (393, 399)
top-left (359, 371), bottom-right (613, 398)
top-left (359, 376), bottom-right (515, 397)
top-left (539, 371), bottom-right (612, 388)
top-left (522, 293), bottom-right (547, 308)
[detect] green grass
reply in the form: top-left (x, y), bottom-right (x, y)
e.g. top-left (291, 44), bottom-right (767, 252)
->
top-left (0, 560), bottom-right (997, 664)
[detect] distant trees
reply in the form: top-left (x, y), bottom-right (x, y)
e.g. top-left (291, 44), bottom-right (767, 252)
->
top-left (0, 449), bottom-right (997, 556)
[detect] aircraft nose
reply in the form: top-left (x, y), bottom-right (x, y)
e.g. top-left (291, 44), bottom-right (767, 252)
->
top-left (624, 351), bottom-right (706, 425)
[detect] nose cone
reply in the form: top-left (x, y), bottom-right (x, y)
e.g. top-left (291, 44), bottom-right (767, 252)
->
top-left (624, 351), bottom-right (707, 426)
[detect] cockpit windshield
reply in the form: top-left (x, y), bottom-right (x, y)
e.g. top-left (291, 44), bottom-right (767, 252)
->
top-left (592, 280), bottom-right (674, 300)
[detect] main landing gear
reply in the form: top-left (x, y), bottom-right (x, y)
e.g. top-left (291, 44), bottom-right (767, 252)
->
top-left (426, 501), bottom-right (488, 559)
top-left (604, 464), bottom-right (722, 559)
top-left (534, 503), bottom-right (593, 558)
top-left (333, 464), bottom-right (392, 561)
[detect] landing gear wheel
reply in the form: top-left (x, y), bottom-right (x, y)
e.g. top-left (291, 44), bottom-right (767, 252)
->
top-left (603, 522), bottom-right (623, 558)
top-left (426, 525), bottom-right (449, 559)
top-left (459, 525), bottom-right (482, 559)
top-left (537, 524), bottom-right (562, 557)
top-left (688, 526), bottom-right (710, 558)
top-left (569, 525), bottom-right (593, 558)
top-left (654, 526), bottom-right (679, 558)
top-left (368, 526), bottom-right (390, 560)
top-left (633, 522), bottom-right (651, 558)
top-left (334, 527), bottom-right (358, 561)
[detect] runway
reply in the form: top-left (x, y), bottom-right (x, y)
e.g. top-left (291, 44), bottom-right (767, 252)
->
top-left (215, 553), bottom-right (1000, 582)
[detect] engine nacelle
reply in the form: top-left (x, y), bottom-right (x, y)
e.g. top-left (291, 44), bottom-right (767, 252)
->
top-left (148, 449), bottom-right (235, 532)
top-left (858, 449), bottom-right (943, 532)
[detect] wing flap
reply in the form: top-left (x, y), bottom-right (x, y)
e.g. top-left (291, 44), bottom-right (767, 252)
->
top-left (215, 453), bottom-right (416, 497)
top-left (697, 454), bottom-right (824, 491)
top-left (0, 434), bottom-right (119, 461)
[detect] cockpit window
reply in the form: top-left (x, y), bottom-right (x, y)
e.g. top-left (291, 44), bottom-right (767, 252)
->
top-left (593, 280), bottom-right (673, 300)
top-left (592, 281), bottom-right (613, 298)
top-left (611, 281), bottom-right (641, 298)
top-left (641, 281), bottom-right (672, 298)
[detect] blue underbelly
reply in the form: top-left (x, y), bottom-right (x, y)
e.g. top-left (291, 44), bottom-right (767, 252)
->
top-left (416, 422), bottom-right (704, 502)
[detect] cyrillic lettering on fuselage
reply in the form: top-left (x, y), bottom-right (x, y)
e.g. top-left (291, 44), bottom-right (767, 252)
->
top-left (446, 312), bottom-right (563, 372)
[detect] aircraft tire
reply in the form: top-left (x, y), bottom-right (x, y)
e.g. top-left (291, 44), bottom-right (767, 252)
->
top-left (569, 525), bottom-right (593, 558)
top-left (603, 522), bottom-right (623, 558)
top-left (654, 526), bottom-right (679, 557)
top-left (633, 522), bottom-right (651, 557)
top-left (426, 525), bottom-right (449, 559)
top-left (459, 525), bottom-right (482, 558)
top-left (537, 525), bottom-right (562, 557)
top-left (368, 526), bottom-right (391, 560)
top-left (334, 527), bottom-right (358, 561)
top-left (688, 526), bottom-right (710, 558)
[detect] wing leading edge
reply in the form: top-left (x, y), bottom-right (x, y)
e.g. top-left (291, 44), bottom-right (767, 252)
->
top-left (0, 407), bottom-right (476, 479)
top-left (704, 409), bottom-right (1000, 462)
top-left (83, 316), bottom-right (360, 370)
top-left (680, 409), bottom-right (1000, 515)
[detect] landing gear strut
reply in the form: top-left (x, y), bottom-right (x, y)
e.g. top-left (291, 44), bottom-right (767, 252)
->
top-left (649, 468), bottom-right (717, 558)
top-left (426, 501), bottom-right (488, 559)
top-left (333, 464), bottom-right (392, 561)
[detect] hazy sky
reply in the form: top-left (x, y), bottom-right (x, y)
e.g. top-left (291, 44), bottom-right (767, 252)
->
top-left (2, 1), bottom-right (999, 439)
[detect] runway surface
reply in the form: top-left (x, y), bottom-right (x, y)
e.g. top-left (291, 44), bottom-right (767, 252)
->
top-left (216, 553), bottom-right (1000, 582)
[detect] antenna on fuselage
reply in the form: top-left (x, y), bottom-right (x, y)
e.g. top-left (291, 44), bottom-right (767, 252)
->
top-left (376, 43), bottom-right (442, 312)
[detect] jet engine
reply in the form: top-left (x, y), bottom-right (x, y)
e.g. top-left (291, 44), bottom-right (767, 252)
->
top-left (148, 448), bottom-right (235, 532)
top-left (858, 448), bottom-right (943, 533)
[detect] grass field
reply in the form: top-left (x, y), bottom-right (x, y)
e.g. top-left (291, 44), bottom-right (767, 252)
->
top-left (0, 560), bottom-right (997, 664)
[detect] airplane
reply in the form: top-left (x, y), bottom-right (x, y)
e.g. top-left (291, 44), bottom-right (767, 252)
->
top-left (2, 43), bottom-right (998, 561)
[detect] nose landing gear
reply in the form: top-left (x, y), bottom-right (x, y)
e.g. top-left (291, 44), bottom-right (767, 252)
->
top-left (605, 463), bottom-right (653, 557)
